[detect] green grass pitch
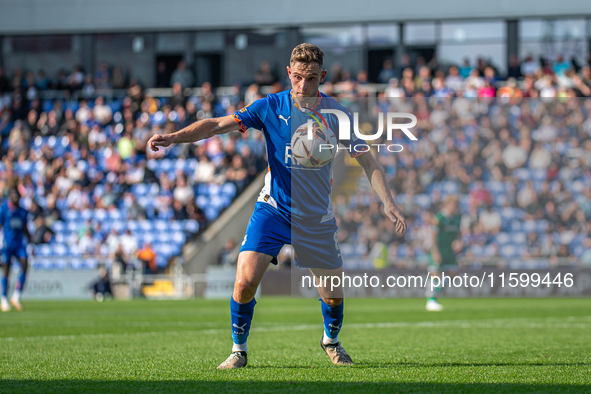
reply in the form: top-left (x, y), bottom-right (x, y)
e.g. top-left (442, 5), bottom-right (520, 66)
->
top-left (0, 297), bottom-right (590, 393)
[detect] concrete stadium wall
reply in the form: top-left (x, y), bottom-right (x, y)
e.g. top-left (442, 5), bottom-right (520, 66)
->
top-left (1, 0), bottom-right (591, 34)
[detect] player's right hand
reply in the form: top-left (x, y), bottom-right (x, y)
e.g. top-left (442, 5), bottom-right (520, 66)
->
top-left (147, 134), bottom-right (172, 152)
top-left (384, 202), bottom-right (407, 235)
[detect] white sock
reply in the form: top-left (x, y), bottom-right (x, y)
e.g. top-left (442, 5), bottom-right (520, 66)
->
top-left (1, 296), bottom-right (7, 304)
top-left (11, 290), bottom-right (20, 301)
top-left (323, 332), bottom-right (338, 345)
top-left (232, 342), bottom-right (247, 353)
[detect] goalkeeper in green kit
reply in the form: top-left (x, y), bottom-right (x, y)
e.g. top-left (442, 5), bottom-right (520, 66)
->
top-left (425, 195), bottom-right (462, 311)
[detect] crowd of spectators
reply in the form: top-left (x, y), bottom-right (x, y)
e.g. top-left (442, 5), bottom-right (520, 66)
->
top-left (0, 62), bottom-right (268, 272)
top-left (332, 95), bottom-right (591, 269)
top-left (1, 51), bottom-right (591, 271)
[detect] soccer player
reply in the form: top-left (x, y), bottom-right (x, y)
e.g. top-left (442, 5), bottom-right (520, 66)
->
top-left (425, 195), bottom-right (462, 311)
top-left (0, 188), bottom-right (31, 312)
top-left (148, 43), bottom-right (407, 369)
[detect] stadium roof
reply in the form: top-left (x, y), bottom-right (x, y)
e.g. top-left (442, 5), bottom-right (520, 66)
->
top-left (1, 0), bottom-right (591, 35)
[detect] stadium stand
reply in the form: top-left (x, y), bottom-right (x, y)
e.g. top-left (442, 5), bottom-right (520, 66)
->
top-left (1, 52), bottom-right (590, 272)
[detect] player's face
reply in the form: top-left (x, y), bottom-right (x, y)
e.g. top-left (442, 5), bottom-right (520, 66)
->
top-left (287, 62), bottom-right (327, 99)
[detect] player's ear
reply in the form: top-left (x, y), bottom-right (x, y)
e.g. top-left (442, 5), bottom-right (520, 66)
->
top-left (286, 66), bottom-right (291, 76)
top-left (320, 69), bottom-right (328, 83)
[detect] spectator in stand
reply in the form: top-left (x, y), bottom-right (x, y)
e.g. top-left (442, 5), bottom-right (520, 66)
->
top-left (377, 59), bottom-right (396, 84)
top-left (91, 267), bottom-right (112, 301)
top-left (170, 61), bottom-right (193, 89)
top-left (254, 60), bottom-right (275, 85)
top-left (225, 155), bottom-right (248, 194)
top-left (458, 58), bottom-right (472, 78)
top-left (79, 229), bottom-right (99, 256)
top-left (138, 242), bottom-right (157, 273)
top-left (156, 61), bottom-right (168, 88)
top-left (479, 205), bottom-right (501, 236)
top-left (93, 96), bottom-right (112, 125)
top-left (218, 238), bottom-right (238, 267)
top-left (507, 54), bottom-right (522, 79)
top-left (31, 216), bottom-right (54, 244)
top-left (173, 175), bottom-right (194, 206)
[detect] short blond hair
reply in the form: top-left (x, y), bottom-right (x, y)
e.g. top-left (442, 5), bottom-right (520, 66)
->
top-left (444, 195), bottom-right (460, 205)
top-left (290, 43), bottom-right (324, 68)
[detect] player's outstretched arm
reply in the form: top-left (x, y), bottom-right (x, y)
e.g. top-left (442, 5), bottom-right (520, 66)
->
top-left (355, 152), bottom-right (407, 235)
top-left (147, 115), bottom-right (240, 152)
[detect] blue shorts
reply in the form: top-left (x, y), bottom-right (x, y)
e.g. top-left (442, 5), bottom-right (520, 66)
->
top-left (240, 202), bottom-right (343, 270)
top-left (1, 245), bottom-right (27, 265)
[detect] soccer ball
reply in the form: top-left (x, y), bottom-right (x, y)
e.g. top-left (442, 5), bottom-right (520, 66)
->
top-left (290, 121), bottom-right (337, 167)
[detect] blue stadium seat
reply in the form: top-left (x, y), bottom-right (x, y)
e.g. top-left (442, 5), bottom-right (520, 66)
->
top-left (484, 244), bottom-right (497, 257)
top-left (197, 183), bottom-right (210, 196)
top-left (172, 231), bottom-right (186, 245)
top-left (414, 194), bottom-right (431, 209)
top-left (222, 183), bottom-right (237, 198)
top-left (510, 220), bottom-right (522, 232)
top-left (64, 210), bottom-right (79, 222)
top-left (398, 244), bottom-right (410, 257)
top-left (196, 195), bottom-right (209, 209)
top-left (52, 258), bottom-right (67, 270)
top-left (500, 245), bottom-right (518, 259)
top-left (471, 245), bottom-right (484, 257)
top-left (205, 207), bottom-right (219, 220)
top-left (512, 232), bottom-right (526, 244)
top-left (85, 258), bottom-right (99, 270)
top-left (69, 244), bottom-right (82, 257)
top-left (170, 222), bottom-right (183, 232)
top-left (495, 232), bottom-right (511, 245)
top-left (35, 258), bottom-right (54, 270)
top-left (154, 220), bottom-right (167, 232)
top-left (354, 244), bottom-right (367, 256)
top-left (339, 243), bottom-right (354, 256)
top-left (70, 258), bottom-right (84, 270)
top-left (522, 221), bottom-right (536, 233)
top-left (513, 168), bottom-right (531, 181)
top-left (209, 184), bottom-right (221, 196)
top-left (138, 220), bottom-right (153, 232)
top-left (52, 221), bottom-right (66, 232)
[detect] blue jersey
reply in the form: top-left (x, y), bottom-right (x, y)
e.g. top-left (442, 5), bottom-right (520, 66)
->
top-left (232, 90), bottom-right (368, 224)
top-left (0, 202), bottom-right (28, 247)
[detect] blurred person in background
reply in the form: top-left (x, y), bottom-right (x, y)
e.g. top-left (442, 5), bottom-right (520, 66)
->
top-left (0, 188), bottom-right (30, 312)
top-left (170, 61), bottom-right (193, 89)
top-left (425, 196), bottom-right (462, 312)
top-left (138, 242), bottom-right (157, 274)
top-left (91, 267), bottom-right (112, 302)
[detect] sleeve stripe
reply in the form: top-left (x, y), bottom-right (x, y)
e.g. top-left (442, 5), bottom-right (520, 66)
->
top-left (232, 113), bottom-right (248, 133)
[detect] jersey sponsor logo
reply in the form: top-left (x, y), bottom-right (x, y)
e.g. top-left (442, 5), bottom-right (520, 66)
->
top-left (279, 115), bottom-right (291, 125)
top-left (239, 108), bottom-right (247, 113)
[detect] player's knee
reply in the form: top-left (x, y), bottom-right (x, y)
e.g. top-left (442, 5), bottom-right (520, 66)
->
top-left (234, 278), bottom-right (258, 300)
top-left (322, 298), bottom-right (343, 307)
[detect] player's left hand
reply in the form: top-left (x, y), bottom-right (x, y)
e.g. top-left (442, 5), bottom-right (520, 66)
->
top-left (384, 202), bottom-right (406, 235)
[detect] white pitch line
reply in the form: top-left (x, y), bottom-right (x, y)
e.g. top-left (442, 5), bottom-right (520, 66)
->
top-left (1, 316), bottom-right (590, 343)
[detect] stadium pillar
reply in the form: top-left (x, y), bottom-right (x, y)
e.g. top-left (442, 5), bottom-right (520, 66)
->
top-left (79, 34), bottom-right (96, 77)
top-left (397, 23), bottom-right (406, 70)
top-left (506, 20), bottom-right (518, 74)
